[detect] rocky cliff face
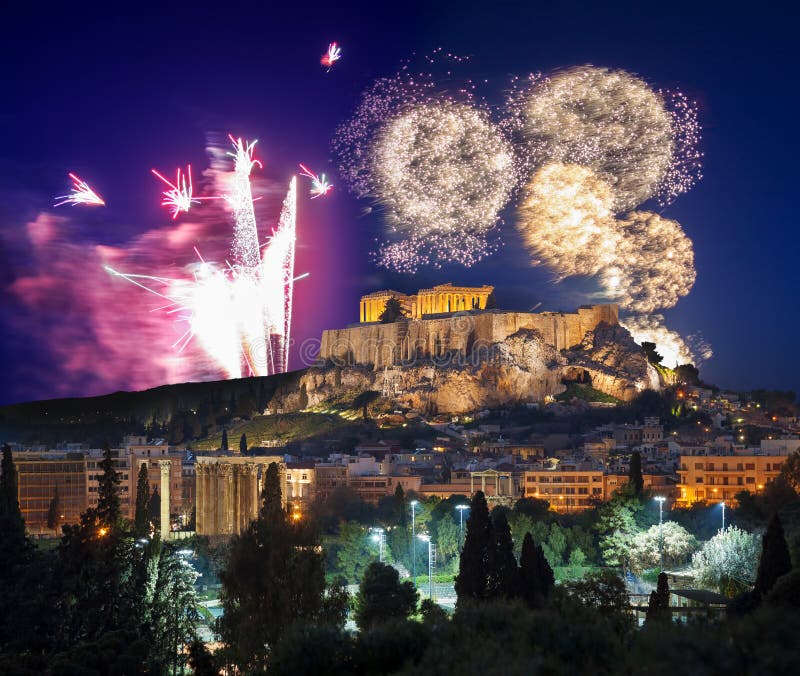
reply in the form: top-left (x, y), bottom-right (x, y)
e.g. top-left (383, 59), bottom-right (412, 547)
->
top-left (269, 323), bottom-right (660, 415)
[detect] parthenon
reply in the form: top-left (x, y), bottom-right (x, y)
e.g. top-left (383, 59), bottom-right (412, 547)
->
top-left (360, 283), bottom-right (494, 323)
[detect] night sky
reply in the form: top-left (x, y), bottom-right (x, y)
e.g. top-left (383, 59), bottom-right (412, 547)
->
top-left (1, 1), bottom-right (797, 405)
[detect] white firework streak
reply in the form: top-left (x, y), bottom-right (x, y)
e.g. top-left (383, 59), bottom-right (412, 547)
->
top-left (227, 135), bottom-right (263, 268)
top-left (260, 177), bottom-right (296, 374)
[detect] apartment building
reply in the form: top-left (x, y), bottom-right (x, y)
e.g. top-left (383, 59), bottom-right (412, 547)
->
top-left (676, 454), bottom-right (786, 506)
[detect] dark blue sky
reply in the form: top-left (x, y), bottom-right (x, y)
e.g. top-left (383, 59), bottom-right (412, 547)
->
top-left (0, 1), bottom-right (797, 404)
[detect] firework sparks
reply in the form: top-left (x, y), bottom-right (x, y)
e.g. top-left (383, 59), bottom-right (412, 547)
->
top-left (514, 65), bottom-right (701, 212)
top-left (620, 314), bottom-right (710, 368)
top-left (54, 173), bottom-right (105, 208)
top-left (600, 211), bottom-right (696, 313)
top-left (227, 135), bottom-right (263, 269)
top-left (517, 163), bottom-right (621, 278)
top-left (107, 137), bottom-right (299, 379)
top-left (151, 165), bottom-right (196, 219)
top-left (321, 42), bottom-right (342, 70)
top-left (334, 55), bottom-right (516, 271)
top-left (299, 164), bottom-right (333, 198)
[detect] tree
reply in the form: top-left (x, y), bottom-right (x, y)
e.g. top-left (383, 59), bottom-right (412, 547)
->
top-left (779, 450), bottom-right (800, 493)
top-left (331, 522), bottom-right (374, 583)
top-left (484, 291), bottom-right (497, 310)
top-left (239, 433), bottom-right (248, 455)
top-left (596, 498), bottom-right (641, 568)
top-left (435, 514), bottom-right (460, 563)
top-left (47, 485), bottom-right (61, 533)
top-left (218, 461), bottom-right (328, 670)
top-left (221, 428), bottom-right (228, 452)
top-left (486, 511), bottom-right (519, 599)
top-left (641, 342), bottom-right (663, 366)
top-left (379, 296), bottom-right (408, 323)
top-left (645, 572), bottom-right (670, 624)
top-left (629, 522), bottom-right (698, 572)
top-left (754, 513), bottom-right (792, 598)
top-left (353, 561), bottom-right (418, 631)
top-left (352, 390), bottom-right (381, 420)
top-left (674, 364), bottom-right (701, 385)
top-left (455, 491), bottom-right (491, 604)
top-left (628, 451), bottom-right (644, 498)
top-left (149, 487), bottom-right (161, 531)
top-left (96, 442), bottom-right (122, 529)
top-left (134, 462), bottom-right (150, 538)
top-left (562, 570), bottom-right (635, 638)
top-left (691, 526), bottom-right (760, 595)
top-left (519, 533), bottom-right (554, 609)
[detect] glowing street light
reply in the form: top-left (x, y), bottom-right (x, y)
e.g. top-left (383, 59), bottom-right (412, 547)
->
top-left (417, 533), bottom-right (434, 601)
top-left (410, 500), bottom-right (419, 587)
top-left (720, 501), bottom-right (726, 532)
top-left (371, 528), bottom-right (386, 562)
top-left (654, 496), bottom-right (666, 571)
top-left (456, 504), bottom-right (469, 547)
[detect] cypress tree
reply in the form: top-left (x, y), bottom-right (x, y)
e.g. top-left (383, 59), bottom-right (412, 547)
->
top-left (486, 511), bottom-right (519, 599)
top-left (519, 532), bottom-right (554, 608)
top-left (239, 433), bottom-right (248, 455)
top-left (260, 462), bottom-right (284, 522)
top-left (47, 485), bottom-right (61, 533)
top-left (394, 484), bottom-right (407, 527)
top-left (645, 572), bottom-right (671, 624)
top-left (221, 429), bottom-right (229, 452)
top-left (134, 462), bottom-right (151, 537)
top-left (0, 445), bottom-right (24, 536)
top-left (628, 451), bottom-right (644, 497)
top-left (754, 513), bottom-right (792, 597)
top-left (455, 491), bottom-right (492, 604)
top-left (149, 487), bottom-right (161, 530)
top-left (97, 442), bottom-right (121, 529)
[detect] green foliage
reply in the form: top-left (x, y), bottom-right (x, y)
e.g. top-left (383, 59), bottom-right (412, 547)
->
top-left (691, 526), bottom-right (760, 595)
top-left (519, 532), bottom-right (554, 609)
top-left (628, 451), bottom-right (644, 498)
top-left (556, 383), bottom-right (621, 404)
top-left (352, 390), bottom-right (381, 420)
top-left (133, 461), bottom-right (150, 538)
top-left (326, 521), bottom-right (374, 583)
top-left (379, 296), bottom-right (408, 323)
top-left (353, 561), bottom-right (418, 631)
top-left (486, 511), bottom-right (520, 599)
top-left (239, 432), bottom-right (248, 454)
top-left (96, 442), bottom-right (121, 528)
top-left (217, 486), bottom-right (327, 671)
top-left (754, 513), bottom-right (792, 598)
top-left (455, 491), bottom-right (491, 604)
top-left (47, 485), bottom-right (61, 532)
top-left (434, 514), bottom-right (459, 562)
top-left (645, 572), bottom-right (670, 625)
top-left (629, 521), bottom-right (698, 572)
top-left (561, 570), bottom-right (635, 639)
top-left (765, 569), bottom-right (800, 608)
top-left (641, 341), bottom-right (663, 365)
top-left (674, 363), bottom-right (701, 385)
top-left (596, 496), bottom-right (642, 568)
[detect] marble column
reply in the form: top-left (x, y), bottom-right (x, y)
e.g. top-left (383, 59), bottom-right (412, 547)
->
top-left (159, 459), bottom-right (171, 541)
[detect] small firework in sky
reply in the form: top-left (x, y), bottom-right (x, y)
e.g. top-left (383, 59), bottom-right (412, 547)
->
top-left (151, 165), bottom-right (196, 219)
top-left (299, 163), bottom-right (333, 198)
top-left (620, 314), bottom-right (710, 368)
top-left (321, 42), bottom-right (342, 70)
top-left (54, 172), bottom-right (105, 207)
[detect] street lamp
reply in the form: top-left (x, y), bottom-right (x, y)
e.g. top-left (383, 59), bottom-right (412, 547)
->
top-left (410, 500), bottom-right (419, 587)
top-left (371, 528), bottom-right (386, 562)
top-left (720, 501), bottom-right (726, 532)
top-left (456, 504), bottom-right (469, 547)
top-left (654, 496), bottom-right (666, 571)
top-left (417, 534), bottom-right (434, 601)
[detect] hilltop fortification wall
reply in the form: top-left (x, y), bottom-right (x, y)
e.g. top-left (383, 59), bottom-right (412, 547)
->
top-left (319, 304), bottom-right (619, 370)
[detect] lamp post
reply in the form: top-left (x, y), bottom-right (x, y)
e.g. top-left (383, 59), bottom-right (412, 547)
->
top-left (654, 496), bottom-right (666, 571)
top-left (371, 528), bottom-right (385, 562)
top-left (410, 500), bottom-right (418, 587)
top-left (417, 534), bottom-right (433, 601)
top-left (720, 500), bottom-right (726, 532)
top-left (456, 504), bottom-right (469, 547)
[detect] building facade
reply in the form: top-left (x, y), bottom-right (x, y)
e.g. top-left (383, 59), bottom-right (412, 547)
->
top-left (359, 283), bottom-right (495, 323)
top-left (676, 454), bottom-right (786, 506)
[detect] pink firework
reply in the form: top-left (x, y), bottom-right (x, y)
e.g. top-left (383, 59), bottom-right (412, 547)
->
top-left (151, 165), bottom-right (196, 219)
top-left (54, 172), bottom-right (105, 207)
top-left (299, 163), bottom-right (333, 199)
top-left (320, 42), bottom-right (342, 70)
